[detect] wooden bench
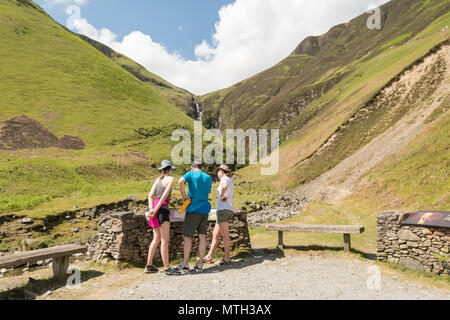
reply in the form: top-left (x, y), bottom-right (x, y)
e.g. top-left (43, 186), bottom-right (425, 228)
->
top-left (264, 224), bottom-right (364, 252)
top-left (0, 244), bottom-right (87, 278)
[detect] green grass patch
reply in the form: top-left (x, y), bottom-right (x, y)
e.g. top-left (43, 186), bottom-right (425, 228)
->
top-left (426, 94), bottom-right (450, 123)
top-left (381, 33), bottom-right (412, 49)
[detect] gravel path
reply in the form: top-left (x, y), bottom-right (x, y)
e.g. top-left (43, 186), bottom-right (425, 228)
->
top-left (104, 252), bottom-right (450, 300)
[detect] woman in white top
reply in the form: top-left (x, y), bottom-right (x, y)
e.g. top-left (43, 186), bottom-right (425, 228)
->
top-left (204, 164), bottom-right (235, 265)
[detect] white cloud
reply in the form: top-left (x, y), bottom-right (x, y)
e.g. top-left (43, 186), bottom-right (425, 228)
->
top-left (194, 40), bottom-right (215, 61)
top-left (67, 0), bottom-right (390, 95)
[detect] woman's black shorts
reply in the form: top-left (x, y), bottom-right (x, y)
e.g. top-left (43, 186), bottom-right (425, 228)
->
top-left (157, 207), bottom-right (171, 225)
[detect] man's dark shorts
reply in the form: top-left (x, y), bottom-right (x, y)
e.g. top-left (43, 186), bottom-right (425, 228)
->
top-left (216, 209), bottom-right (234, 223)
top-left (183, 212), bottom-right (208, 237)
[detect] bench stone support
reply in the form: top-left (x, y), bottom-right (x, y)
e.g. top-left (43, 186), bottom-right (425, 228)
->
top-left (278, 231), bottom-right (284, 250)
top-left (52, 256), bottom-right (71, 278)
top-left (343, 234), bottom-right (351, 252)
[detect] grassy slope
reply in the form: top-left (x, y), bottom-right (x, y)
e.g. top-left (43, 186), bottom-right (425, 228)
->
top-left (0, 0), bottom-right (194, 215)
top-left (76, 34), bottom-right (196, 117)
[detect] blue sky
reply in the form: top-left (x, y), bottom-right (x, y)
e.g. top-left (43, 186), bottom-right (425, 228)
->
top-left (35, 0), bottom-right (235, 60)
top-left (34, 0), bottom-right (390, 95)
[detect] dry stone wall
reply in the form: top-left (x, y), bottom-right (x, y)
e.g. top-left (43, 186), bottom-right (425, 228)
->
top-left (89, 211), bottom-right (251, 263)
top-left (377, 211), bottom-right (449, 275)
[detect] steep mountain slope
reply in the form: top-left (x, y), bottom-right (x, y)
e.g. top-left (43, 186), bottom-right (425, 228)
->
top-left (0, 0), bottom-right (194, 214)
top-left (199, 0), bottom-right (450, 134)
top-left (235, 2), bottom-right (450, 192)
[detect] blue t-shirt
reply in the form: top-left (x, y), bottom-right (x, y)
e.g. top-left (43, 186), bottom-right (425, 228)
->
top-left (183, 170), bottom-right (212, 214)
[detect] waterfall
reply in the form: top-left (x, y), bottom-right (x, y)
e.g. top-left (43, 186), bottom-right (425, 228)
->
top-left (194, 103), bottom-right (203, 121)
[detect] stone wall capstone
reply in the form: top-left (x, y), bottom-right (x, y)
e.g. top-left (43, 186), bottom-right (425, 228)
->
top-left (377, 211), bottom-right (449, 275)
top-left (89, 211), bottom-right (251, 263)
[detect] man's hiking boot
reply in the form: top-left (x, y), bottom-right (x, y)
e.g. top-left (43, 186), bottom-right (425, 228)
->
top-left (144, 265), bottom-right (159, 274)
top-left (174, 263), bottom-right (190, 274)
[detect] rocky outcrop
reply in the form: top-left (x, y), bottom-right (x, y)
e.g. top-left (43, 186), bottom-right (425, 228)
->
top-left (0, 116), bottom-right (85, 150)
top-left (293, 36), bottom-right (320, 56)
top-left (246, 195), bottom-right (308, 225)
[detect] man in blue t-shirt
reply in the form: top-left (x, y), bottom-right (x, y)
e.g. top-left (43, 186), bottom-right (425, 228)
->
top-left (175, 163), bottom-right (212, 273)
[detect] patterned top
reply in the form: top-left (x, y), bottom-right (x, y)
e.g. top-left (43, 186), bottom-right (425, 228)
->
top-left (155, 178), bottom-right (171, 208)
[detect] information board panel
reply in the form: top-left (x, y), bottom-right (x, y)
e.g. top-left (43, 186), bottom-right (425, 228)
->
top-left (401, 211), bottom-right (450, 229)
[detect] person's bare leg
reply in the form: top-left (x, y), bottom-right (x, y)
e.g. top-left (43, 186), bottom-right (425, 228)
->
top-left (205, 224), bottom-right (221, 261)
top-left (198, 234), bottom-right (207, 264)
top-left (183, 236), bottom-right (192, 265)
top-left (160, 222), bottom-right (170, 270)
top-left (147, 228), bottom-right (161, 266)
top-left (220, 222), bottom-right (231, 261)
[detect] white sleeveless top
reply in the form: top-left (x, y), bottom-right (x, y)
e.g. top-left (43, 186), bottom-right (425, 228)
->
top-left (216, 176), bottom-right (234, 211)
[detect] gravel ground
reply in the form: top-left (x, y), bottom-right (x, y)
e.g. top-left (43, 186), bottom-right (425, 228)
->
top-left (105, 252), bottom-right (450, 300)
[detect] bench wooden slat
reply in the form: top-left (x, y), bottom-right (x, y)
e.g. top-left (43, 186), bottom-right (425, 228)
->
top-left (0, 244), bottom-right (86, 269)
top-left (265, 224), bottom-right (364, 234)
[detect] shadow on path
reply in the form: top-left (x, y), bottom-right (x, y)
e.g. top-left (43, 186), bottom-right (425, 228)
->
top-left (181, 245), bottom-right (377, 277)
top-left (192, 245), bottom-right (377, 276)
top-left (0, 269), bottom-right (104, 300)
top-left (279, 245), bottom-right (377, 261)
top-left (180, 248), bottom-right (284, 276)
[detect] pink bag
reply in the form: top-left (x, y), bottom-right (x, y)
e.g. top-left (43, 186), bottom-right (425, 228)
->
top-left (145, 198), bottom-right (168, 228)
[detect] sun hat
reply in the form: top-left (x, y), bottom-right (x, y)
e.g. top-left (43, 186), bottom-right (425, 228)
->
top-left (214, 164), bottom-right (232, 175)
top-left (158, 160), bottom-right (176, 172)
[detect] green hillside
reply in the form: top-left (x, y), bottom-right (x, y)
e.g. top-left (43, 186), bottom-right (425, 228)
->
top-left (76, 34), bottom-right (197, 118)
top-left (0, 0), bottom-right (194, 215)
